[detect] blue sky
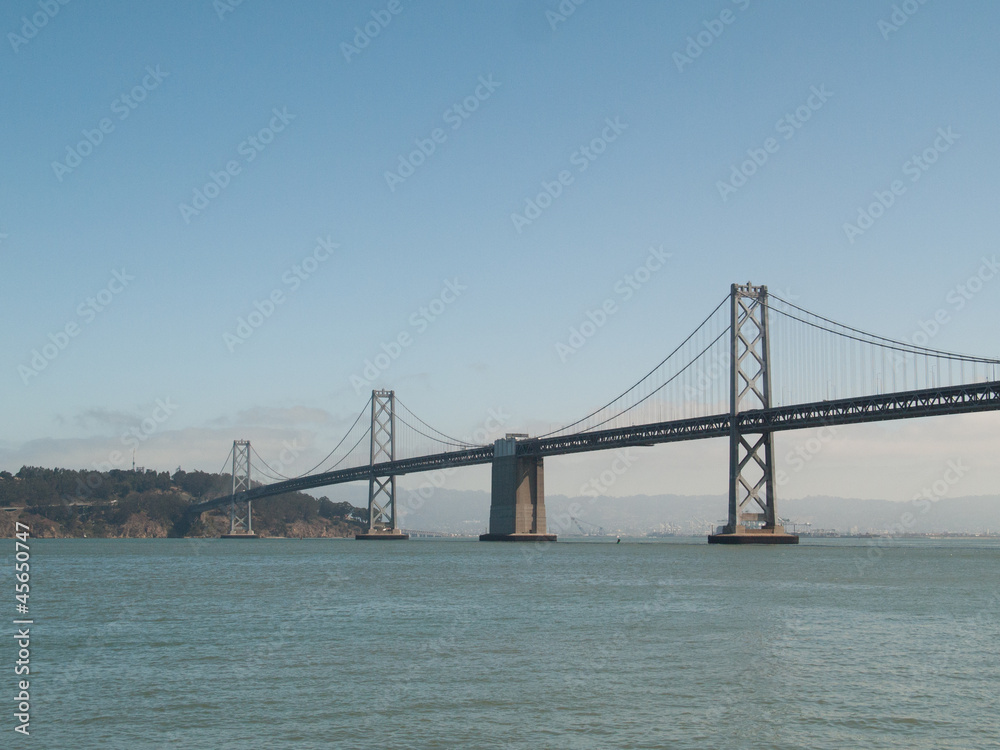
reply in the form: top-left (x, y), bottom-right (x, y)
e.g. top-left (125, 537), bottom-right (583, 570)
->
top-left (2, 0), bottom-right (998, 503)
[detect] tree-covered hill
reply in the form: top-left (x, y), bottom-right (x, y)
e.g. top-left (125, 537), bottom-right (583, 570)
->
top-left (0, 466), bottom-right (368, 538)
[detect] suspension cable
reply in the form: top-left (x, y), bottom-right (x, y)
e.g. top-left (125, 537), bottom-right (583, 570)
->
top-left (249, 452), bottom-right (289, 482)
top-left (242, 396), bottom-right (374, 482)
top-left (217, 444), bottom-right (234, 477)
top-left (395, 398), bottom-right (480, 447)
top-left (325, 427), bottom-right (371, 471)
top-left (291, 396), bottom-right (373, 477)
top-left (538, 294), bottom-right (729, 438)
top-left (769, 304), bottom-right (1000, 365)
top-left (770, 293), bottom-right (1000, 364)
top-left (249, 446), bottom-right (294, 481)
top-left (394, 412), bottom-right (479, 449)
top-left (578, 326), bottom-right (731, 433)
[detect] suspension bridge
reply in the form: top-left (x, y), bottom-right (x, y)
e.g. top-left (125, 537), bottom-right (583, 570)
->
top-left (188, 283), bottom-right (1000, 544)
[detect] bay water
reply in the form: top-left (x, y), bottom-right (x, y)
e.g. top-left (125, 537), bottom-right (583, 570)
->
top-left (22, 537), bottom-right (1000, 749)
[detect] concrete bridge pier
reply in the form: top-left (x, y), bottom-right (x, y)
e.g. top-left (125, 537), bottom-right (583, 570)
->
top-left (480, 437), bottom-right (556, 542)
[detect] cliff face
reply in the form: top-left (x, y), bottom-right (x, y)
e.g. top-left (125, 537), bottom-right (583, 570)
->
top-left (197, 510), bottom-right (366, 539)
top-left (1, 506), bottom-right (368, 538)
top-left (0, 512), bottom-right (64, 538)
top-left (120, 511), bottom-right (171, 538)
top-left (0, 469), bottom-right (369, 538)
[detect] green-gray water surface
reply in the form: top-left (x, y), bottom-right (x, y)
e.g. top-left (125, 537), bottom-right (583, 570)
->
top-left (19, 537), bottom-right (1000, 749)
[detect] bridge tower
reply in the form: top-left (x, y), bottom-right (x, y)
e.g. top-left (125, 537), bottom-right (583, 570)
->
top-left (709, 283), bottom-right (797, 544)
top-left (222, 439), bottom-right (258, 539)
top-left (356, 389), bottom-right (408, 540)
top-left (480, 436), bottom-right (556, 542)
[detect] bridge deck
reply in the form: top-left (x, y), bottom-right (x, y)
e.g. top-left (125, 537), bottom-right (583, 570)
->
top-left (189, 381), bottom-right (1000, 514)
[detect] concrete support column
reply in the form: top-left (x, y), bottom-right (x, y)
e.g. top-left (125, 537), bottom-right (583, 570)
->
top-left (480, 438), bottom-right (556, 541)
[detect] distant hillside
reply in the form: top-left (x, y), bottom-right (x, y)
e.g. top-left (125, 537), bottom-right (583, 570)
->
top-left (5, 466), bottom-right (997, 538)
top-left (0, 466), bottom-right (367, 538)
top-left (386, 487), bottom-right (1000, 536)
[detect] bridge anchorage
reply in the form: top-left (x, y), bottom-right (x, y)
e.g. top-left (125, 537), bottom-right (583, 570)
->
top-left (709, 283), bottom-right (796, 544)
top-left (221, 439), bottom-right (258, 539)
top-left (356, 390), bottom-right (408, 540)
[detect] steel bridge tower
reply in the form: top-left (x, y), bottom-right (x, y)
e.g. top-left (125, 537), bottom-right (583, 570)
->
top-left (356, 389), bottom-right (408, 540)
top-left (709, 283), bottom-right (797, 544)
top-left (223, 439), bottom-right (258, 538)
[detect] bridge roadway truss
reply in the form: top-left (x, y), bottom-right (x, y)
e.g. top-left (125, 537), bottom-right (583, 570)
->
top-left (189, 380), bottom-right (1000, 516)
